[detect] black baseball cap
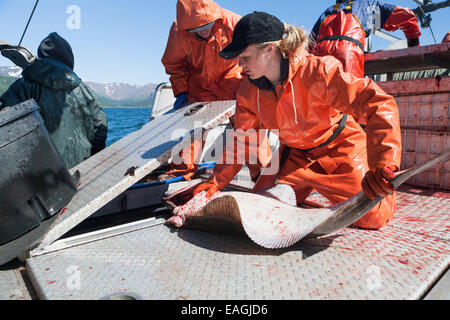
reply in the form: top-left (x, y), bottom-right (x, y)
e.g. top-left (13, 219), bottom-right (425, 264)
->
top-left (219, 11), bottom-right (284, 60)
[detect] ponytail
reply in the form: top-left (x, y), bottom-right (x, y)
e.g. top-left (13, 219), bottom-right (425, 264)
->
top-left (255, 23), bottom-right (309, 58)
top-left (278, 24), bottom-right (309, 58)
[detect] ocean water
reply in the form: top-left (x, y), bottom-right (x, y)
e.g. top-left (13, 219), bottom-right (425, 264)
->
top-left (104, 107), bottom-right (152, 146)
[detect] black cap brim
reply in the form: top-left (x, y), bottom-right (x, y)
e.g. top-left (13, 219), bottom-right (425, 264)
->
top-left (218, 41), bottom-right (247, 59)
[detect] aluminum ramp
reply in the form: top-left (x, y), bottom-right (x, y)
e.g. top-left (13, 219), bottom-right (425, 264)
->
top-left (26, 185), bottom-right (450, 300)
top-left (31, 101), bottom-right (235, 254)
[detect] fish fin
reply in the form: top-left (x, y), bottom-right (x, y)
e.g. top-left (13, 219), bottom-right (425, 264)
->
top-left (258, 184), bottom-right (297, 206)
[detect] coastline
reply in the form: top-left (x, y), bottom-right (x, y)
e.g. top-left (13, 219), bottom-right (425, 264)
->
top-left (101, 105), bottom-right (152, 109)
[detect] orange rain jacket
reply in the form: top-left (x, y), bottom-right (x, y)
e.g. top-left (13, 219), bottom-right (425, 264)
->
top-left (311, 1), bottom-right (421, 77)
top-left (161, 0), bottom-right (243, 102)
top-left (210, 48), bottom-right (402, 229)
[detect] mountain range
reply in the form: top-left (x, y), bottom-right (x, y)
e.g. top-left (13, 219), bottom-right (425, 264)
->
top-left (0, 66), bottom-right (158, 108)
top-left (0, 66), bottom-right (22, 78)
top-left (86, 81), bottom-right (157, 108)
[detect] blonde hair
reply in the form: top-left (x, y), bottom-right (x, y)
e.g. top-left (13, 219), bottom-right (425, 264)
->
top-left (256, 23), bottom-right (309, 58)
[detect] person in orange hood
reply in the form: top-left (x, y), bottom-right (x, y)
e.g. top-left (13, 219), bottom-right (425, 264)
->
top-left (160, 0), bottom-right (247, 181)
top-left (162, 0), bottom-right (243, 104)
top-left (193, 11), bottom-right (402, 230)
top-left (311, 0), bottom-right (421, 78)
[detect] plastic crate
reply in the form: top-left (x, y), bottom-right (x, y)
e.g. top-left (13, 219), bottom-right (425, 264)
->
top-left (378, 78), bottom-right (450, 190)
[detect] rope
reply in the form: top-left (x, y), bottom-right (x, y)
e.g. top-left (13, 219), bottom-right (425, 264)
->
top-left (18, 0), bottom-right (40, 46)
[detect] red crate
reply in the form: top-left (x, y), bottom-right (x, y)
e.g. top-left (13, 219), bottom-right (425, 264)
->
top-left (378, 78), bottom-right (450, 190)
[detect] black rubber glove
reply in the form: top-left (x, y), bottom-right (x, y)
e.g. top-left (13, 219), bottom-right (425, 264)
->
top-left (407, 38), bottom-right (420, 47)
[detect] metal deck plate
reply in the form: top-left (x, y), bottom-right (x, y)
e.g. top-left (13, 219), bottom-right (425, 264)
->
top-left (0, 267), bottom-right (30, 300)
top-left (31, 101), bottom-right (235, 253)
top-left (390, 186), bottom-right (450, 241)
top-left (26, 186), bottom-right (449, 300)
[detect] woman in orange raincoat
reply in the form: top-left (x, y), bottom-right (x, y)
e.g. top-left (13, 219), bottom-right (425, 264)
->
top-left (161, 0), bottom-right (252, 180)
top-left (193, 11), bottom-right (403, 230)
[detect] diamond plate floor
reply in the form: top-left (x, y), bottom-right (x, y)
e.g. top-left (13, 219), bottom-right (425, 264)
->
top-left (26, 185), bottom-right (450, 300)
top-left (0, 261), bottom-right (32, 300)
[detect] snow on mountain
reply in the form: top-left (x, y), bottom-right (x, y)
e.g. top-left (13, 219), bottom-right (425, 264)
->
top-left (86, 81), bottom-right (157, 102)
top-left (0, 65), bottom-right (158, 106)
top-left (0, 66), bottom-right (22, 78)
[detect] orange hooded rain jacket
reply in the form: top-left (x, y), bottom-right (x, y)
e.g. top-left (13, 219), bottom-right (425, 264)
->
top-left (211, 48), bottom-right (402, 229)
top-left (161, 0), bottom-right (243, 102)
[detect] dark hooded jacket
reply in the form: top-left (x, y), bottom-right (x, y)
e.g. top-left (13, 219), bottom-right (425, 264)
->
top-left (0, 33), bottom-right (107, 169)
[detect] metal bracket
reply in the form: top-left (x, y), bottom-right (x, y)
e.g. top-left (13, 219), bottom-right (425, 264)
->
top-left (184, 103), bottom-right (205, 116)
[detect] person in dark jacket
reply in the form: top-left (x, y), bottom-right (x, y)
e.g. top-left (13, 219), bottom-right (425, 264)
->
top-left (310, 0), bottom-right (422, 78)
top-left (0, 32), bottom-right (107, 169)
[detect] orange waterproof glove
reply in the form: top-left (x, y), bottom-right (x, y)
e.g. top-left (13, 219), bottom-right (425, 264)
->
top-left (193, 181), bottom-right (220, 198)
top-left (361, 165), bottom-right (396, 200)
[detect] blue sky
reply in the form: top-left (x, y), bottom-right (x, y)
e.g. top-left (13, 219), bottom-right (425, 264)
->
top-left (0, 0), bottom-right (448, 85)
